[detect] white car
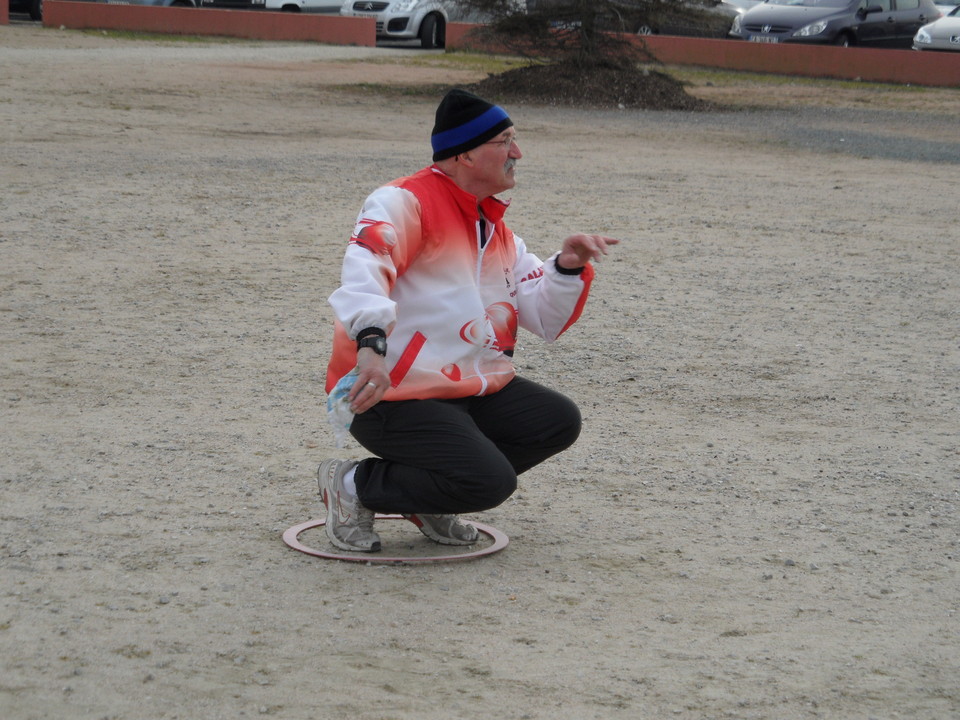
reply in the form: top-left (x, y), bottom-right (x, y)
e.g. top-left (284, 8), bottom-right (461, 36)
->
top-left (340, 0), bottom-right (450, 48)
top-left (265, 0), bottom-right (341, 10)
top-left (914, 3), bottom-right (960, 50)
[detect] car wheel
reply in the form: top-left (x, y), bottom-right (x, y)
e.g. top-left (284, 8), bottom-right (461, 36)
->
top-left (28, 0), bottom-right (42, 21)
top-left (635, 24), bottom-right (656, 35)
top-left (834, 32), bottom-right (853, 47)
top-left (419, 13), bottom-right (445, 49)
top-left (281, 4), bottom-right (301, 10)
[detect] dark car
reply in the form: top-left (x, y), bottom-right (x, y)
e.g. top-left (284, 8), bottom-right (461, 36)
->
top-left (527, 0), bottom-right (750, 38)
top-left (11, 0), bottom-right (200, 21)
top-left (10, 0), bottom-right (43, 20)
top-left (633, 0), bottom-right (749, 37)
top-left (729, 0), bottom-right (942, 47)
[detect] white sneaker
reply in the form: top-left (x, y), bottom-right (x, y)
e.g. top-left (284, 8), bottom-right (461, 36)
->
top-left (317, 459), bottom-right (381, 552)
top-left (403, 513), bottom-right (479, 546)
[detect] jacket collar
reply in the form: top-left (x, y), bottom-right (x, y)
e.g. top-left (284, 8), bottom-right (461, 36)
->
top-left (428, 165), bottom-right (510, 225)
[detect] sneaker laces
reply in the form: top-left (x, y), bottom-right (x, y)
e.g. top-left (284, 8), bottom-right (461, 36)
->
top-left (356, 505), bottom-right (376, 534)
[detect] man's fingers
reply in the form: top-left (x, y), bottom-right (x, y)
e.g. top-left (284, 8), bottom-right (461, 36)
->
top-left (581, 234), bottom-right (620, 260)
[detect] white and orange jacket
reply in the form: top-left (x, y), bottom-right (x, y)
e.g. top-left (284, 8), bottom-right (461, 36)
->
top-left (326, 165), bottom-right (595, 400)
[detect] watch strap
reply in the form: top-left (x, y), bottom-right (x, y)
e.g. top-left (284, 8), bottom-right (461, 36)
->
top-left (356, 326), bottom-right (386, 340)
top-left (357, 335), bottom-right (387, 356)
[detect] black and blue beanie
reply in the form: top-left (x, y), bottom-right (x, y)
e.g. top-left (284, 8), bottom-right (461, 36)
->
top-left (431, 89), bottom-right (513, 162)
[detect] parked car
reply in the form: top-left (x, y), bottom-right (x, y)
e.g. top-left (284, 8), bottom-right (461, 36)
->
top-left (528, 0), bottom-right (754, 38)
top-left (11, 0), bottom-right (200, 21)
top-left (340, 0), bottom-right (449, 48)
top-left (10, 0), bottom-right (44, 20)
top-left (111, 0), bottom-right (200, 5)
top-left (199, 0), bottom-right (266, 9)
top-left (263, 0), bottom-right (340, 9)
top-left (729, 0), bottom-right (942, 47)
top-left (630, 0), bottom-right (751, 37)
top-left (914, 2), bottom-right (960, 48)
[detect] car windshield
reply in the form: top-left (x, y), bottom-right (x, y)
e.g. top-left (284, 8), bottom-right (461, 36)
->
top-left (765, 0), bottom-right (849, 7)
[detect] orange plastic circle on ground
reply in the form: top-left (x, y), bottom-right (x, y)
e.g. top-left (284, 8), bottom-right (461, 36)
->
top-left (282, 514), bottom-right (509, 564)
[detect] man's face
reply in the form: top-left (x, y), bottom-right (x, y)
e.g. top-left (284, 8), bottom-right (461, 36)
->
top-left (466, 129), bottom-right (522, 198)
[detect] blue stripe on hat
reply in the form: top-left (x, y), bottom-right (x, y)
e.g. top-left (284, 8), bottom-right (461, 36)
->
top-left (431, 105), bottom-right (511, 155)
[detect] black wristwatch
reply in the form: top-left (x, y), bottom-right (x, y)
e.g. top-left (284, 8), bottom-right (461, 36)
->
top-left (357, 335), bottom-right (387, 356)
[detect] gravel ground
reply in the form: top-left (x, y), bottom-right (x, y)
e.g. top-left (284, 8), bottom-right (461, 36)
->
top-left (676, 106), bottom-right (959, 164)
top-left (2, 23), bottom-right (959, 720)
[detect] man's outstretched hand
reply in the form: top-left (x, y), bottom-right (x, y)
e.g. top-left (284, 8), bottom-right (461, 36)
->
top-left (557, 234), bottom-right (621, 270)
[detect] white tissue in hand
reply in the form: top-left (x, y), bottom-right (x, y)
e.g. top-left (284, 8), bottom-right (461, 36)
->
top-left (327, 369), bottom-right (358, 448)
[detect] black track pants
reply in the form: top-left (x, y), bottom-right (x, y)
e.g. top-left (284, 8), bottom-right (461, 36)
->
top-left (348, 376), bottom-right (582, 515)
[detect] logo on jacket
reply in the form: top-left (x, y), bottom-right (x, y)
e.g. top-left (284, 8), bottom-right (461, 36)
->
top-left (350, 219), bottom-right (395, 255)
top-left (459, 302), bottom-right (518, 353)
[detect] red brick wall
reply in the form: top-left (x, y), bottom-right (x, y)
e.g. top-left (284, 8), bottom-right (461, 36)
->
top-left (42, 1), bottom-right (375, 46)
top-left (446, 22), bottom-right (960, 89)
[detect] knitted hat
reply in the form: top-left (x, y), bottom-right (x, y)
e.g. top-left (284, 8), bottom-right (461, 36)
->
top-left (431, 89), bottom-right (513, 162)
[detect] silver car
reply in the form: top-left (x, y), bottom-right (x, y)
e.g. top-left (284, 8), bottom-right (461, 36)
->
top-left (340, 0), bottom-right (449, 48)
top-left (265, 0), bottom-right (341, 10)
top-left (914, 3), bottom-right (960, 48)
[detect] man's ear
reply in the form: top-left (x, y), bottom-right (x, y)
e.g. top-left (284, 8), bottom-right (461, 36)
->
top-left (457, 150), bottom-right (476, 168)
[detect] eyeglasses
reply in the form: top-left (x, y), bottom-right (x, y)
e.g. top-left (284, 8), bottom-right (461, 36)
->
top-left (484, 133), bottom-right (519, 150)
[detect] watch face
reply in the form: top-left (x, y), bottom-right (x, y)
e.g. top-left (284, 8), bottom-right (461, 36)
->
top-left (359, 336), bottom-right (387, 355)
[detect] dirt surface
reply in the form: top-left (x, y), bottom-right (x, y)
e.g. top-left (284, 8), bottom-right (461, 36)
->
top-left (2, 24), bottom-right (959, 720)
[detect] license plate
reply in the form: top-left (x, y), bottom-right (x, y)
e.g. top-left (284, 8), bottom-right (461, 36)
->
top-left (749, 35), bottom-right (780, 43)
